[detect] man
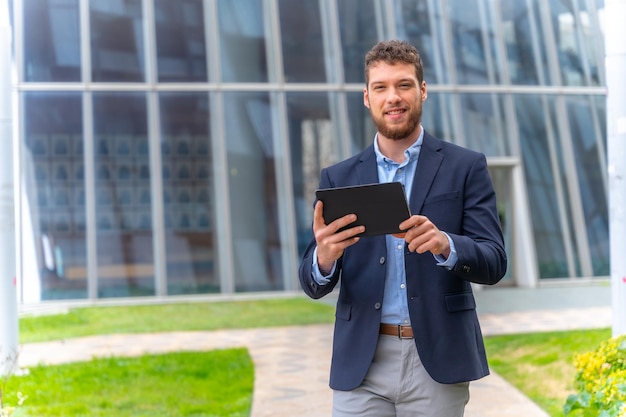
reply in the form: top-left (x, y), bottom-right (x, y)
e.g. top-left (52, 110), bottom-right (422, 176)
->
top-left (298, 40), bottom-right (507, 417)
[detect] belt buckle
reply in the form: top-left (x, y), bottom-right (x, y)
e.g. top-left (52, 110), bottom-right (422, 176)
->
top-left (398, 325), bottom-right (410, 339)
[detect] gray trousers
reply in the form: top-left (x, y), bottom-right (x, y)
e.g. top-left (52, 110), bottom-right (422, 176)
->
top-left (332, 334), bottom-right (469, 417)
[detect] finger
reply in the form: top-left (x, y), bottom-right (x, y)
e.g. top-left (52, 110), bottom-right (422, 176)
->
top-left (314, 201), bottom-right (358, 234)
top-left (313, 200), bottom-right (326, 229)
top-left (328, 213), bottom-right (358, 234)
top-left (318, 221), bottom-right (363, 248)
top-left (407, 234), bottom-right (426, 252)
top-left (333, 224), bottom-right (365, 240)
top-left (404, 224), bottom-right (429, 251)
top-left (399, 214), bottom-right (425, 231)
top-left (414, 238), bottom-right (435, 254)
top-left (399, 218), bottom-right (413, 231)
top-left (316, 224), bottom-right (364, 267)
top-left (408, 229), bottom-right (442, 254)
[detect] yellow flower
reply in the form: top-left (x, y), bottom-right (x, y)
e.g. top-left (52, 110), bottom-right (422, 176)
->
top-left (567, 335), bottom-right (626, 415)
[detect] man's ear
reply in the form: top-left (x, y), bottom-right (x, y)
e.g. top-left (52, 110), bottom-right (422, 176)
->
top-left (363, 88), bottom-right (370, 108)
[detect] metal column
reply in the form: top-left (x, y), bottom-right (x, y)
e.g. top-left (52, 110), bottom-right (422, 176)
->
top-left (0, 0), bottom-right (19, 376)
top-left (606, 0), bottom-right (626, 337)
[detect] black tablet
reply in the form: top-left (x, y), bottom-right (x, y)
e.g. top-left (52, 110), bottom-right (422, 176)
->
top-left (315, 182), bottom-right (411, 237)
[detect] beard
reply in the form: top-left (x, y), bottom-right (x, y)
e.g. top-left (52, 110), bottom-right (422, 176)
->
top-left (369, 105), bottom-right (422, 141)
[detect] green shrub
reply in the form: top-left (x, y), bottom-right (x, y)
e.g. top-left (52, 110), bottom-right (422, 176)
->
top-left (564, 334), bottom-right (626, 417)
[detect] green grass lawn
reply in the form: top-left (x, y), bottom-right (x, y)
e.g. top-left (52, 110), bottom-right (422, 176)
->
top-left (485, 328), bottom-right (612, 417)
top-left (3, 349), bottom-right (253, 417)
top-left (1, 296), bottom-right (615, 417)
top-left (18, 297), bottom-right (336, 343)
top-left (3, 297), bottom-right (334, 417)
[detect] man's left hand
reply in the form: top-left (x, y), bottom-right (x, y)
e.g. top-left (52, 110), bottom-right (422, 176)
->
top-left (394, 215), bottom-right (450, 257)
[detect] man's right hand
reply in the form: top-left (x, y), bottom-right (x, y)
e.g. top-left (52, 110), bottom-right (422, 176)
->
top-left (313, 200), bottom-right (364, 274)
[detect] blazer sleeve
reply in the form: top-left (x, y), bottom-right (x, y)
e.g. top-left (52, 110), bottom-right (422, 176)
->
top-left (446, 154), bottom-right (507, 284)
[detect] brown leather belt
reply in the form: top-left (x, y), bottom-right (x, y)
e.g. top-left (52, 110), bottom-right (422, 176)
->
top-left (380, 323), bottom-right (414, 339)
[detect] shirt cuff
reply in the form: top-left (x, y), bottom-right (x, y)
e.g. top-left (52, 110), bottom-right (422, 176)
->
top-left (434, 232), bottom-right (458, 270)
top-left (312, 247), bottom-right (336, 285)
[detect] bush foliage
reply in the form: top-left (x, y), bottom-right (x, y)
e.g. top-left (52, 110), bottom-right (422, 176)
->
top-left (564, 334), bottom-right (626, 417)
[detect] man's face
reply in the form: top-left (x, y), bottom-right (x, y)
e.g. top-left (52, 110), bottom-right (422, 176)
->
top-left (363, 61), bottom-right (427, 141)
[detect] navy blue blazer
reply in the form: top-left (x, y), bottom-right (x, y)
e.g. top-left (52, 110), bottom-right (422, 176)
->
top-left (298, 131), bottom-right (507, 391)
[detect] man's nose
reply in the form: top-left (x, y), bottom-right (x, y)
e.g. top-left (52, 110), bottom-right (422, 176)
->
top-left (386, 88), bottom-right (402, 102)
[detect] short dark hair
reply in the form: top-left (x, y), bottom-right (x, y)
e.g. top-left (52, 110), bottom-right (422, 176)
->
top-left (364, 40), bottom-right (424, 86)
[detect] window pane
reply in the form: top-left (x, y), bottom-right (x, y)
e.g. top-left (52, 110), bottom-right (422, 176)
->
top-left (515, 95), bottom-right (570, 278)
top-left (548, 0), bottom-right (602, 86)
top-left (346, 91), bottom-right (376, 153)
top-left (278, 0), bottom-right (326, 82)
top-left (566, 95), bottom-right (608, 275)
top-left (159, 93), bottom-right (217, 294)
top-left (287, 92), bottom-right (340, 256)
top-left (222, 92), bottom-right (282, 291)
top-left (458, 93), bottom-right (511, 156)
top-left (421, 92), bottom-right (458, 144)
top-left (217, 0), bottom-right (269, 82)
top-left (396, 0), bottom-right (449, 84)
top-left (93, 93), bottom-right (154, 297)
top-left (23, 0), bottom-right (81, 81)
top-left (447, 0), bottom-right (500, 85)
top-left (500, 1), bottom-right (546, 85)
top-left (90, 0), bottom-right (144, 82)
top-left (154, 0), bottom-right (207, 82)
top-left (337, 0), bottom-right (378, 83)
top-left (23, 92), bottom-right (85, 301)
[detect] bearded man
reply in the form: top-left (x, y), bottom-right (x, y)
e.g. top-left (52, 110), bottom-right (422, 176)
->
top-left (298, 39), bottom-right (508, 417)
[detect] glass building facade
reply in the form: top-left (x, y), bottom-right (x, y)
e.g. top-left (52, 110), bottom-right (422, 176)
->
top-left (10, 0), bottom-right (608, 303)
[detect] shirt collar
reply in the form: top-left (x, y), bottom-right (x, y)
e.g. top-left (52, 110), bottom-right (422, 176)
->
top-left (374, 126), bottom-right (424, 167)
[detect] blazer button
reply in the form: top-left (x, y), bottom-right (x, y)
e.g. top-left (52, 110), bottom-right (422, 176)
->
top-left (374, 302), bottom-right (381, 310)
top-left (379, 257), bottom-right (385, 265)
top-left (463, 265), bottom-right (471, 273)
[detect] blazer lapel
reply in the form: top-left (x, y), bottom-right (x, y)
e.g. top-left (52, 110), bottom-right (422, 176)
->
top-left (355, 145), bottom-right (379, 185)
top-left (410, 133), bottom-right (443, 215)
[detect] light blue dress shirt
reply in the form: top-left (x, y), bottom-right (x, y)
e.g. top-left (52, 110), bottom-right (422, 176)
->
top-left (312, 127), bottom-right (457, 325)
top-left (375, 130), bottom-right (421, 324)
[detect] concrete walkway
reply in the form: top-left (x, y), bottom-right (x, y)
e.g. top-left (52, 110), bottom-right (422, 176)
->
top-left (17, 284), bottom-right (612, 417)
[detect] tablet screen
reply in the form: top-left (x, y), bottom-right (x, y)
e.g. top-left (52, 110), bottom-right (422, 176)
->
top-left (315, 182), bottom-right (411, 237)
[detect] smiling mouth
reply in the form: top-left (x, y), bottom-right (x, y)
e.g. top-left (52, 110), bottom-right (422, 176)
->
top-left (385, 109), bottom-right (406, 116)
